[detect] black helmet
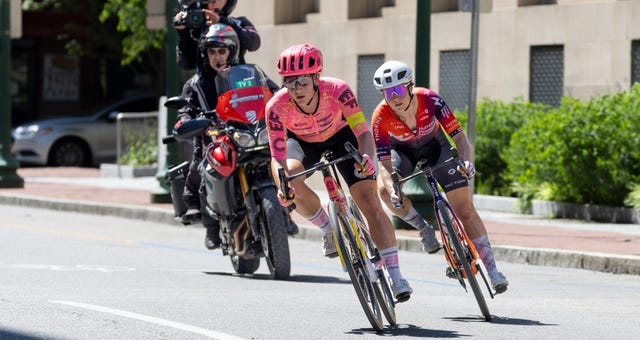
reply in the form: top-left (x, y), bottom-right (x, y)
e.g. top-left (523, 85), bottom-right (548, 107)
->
top-left (200, 23), bottom-right (240, 64)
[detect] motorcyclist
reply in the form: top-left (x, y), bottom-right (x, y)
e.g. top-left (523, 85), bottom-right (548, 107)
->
top-left (174, 23), bottom-right (241, 249)
top-left (175, 24), bottom-right (296, 250)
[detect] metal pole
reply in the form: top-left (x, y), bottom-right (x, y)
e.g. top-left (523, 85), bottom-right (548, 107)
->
top-left (467, 0), bottom-right (480, 194)
top-left (414, 0), bottom-right (431, 87)
top-left (150, 0), bottom-right (180, 203)
top-left (0, 0), bottom-right (24, 188)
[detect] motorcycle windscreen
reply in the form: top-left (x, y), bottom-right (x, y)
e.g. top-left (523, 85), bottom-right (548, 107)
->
top-left (215, 65), bottom-right (273, 123)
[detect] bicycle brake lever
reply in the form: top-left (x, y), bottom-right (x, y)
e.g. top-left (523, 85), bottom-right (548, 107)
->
top-left (344, 142), bottom-right (363, 164)
top-left (278, 168), bottom-right (296, 210)
top-left (390, 172), bottom-right (404, 208)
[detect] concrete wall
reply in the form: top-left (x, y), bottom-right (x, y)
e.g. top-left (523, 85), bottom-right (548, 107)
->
top-left (235, 0), bottom-right (640, 102)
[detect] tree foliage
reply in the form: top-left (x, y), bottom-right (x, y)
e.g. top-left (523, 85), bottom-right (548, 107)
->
top-left (22, 0), bottom-right (166, 67)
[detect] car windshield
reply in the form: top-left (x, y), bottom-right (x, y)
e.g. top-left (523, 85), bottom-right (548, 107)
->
top-left (89, 95), bottom-right (157, 120)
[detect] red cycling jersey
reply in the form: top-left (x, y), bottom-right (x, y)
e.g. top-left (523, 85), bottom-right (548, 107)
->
top-left (371, 87), bottom-right (462, 161)
top-left (266, 77), bottom-right (369, 160)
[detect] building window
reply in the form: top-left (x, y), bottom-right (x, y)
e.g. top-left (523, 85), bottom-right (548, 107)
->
top-left (518, 0), bottom-right (556, 6)
top-left (439, 50), bottom-right (470, 111)
top-left (432, 0), bottom-right (460, 13)
top-left (274, 0), bottom-right (318, 25)
top-left (357, 54), bottom-right (385, 123)
top-left (530, 45), bottom-right (564, 107)
top-left (632, 40), bottom-right (640, 85)
top-left (348, 0), bottom-right (395, 19)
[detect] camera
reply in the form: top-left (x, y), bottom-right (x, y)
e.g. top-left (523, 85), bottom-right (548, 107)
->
top-left (176, 0), bottom-right (206, 29)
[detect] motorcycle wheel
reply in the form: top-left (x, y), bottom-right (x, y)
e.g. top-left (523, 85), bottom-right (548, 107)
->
top-left (230, 255), bottom-right (260, 275)
top-left (258, 187), bottom-right (291, 280)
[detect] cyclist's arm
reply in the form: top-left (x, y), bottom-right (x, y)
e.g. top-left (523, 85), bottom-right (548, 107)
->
top-left (377, 159), bottom-right (396, 194)
top-left (452, 131), bottom-right (472, 163)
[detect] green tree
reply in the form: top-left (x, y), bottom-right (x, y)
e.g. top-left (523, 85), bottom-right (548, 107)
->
top-left (23, 0), bottom-right (165, 69)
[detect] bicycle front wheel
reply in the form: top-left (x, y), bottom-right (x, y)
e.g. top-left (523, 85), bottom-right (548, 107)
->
top-left (438, 200), bottom-right (491, 321)
top-left (329, 202), bottom-right (384, 332)
top-left (348, 198), bottom-right (396, 326)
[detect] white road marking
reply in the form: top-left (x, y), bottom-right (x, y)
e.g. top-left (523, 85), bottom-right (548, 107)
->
top-left (51, 300), bottom-right (248, 340)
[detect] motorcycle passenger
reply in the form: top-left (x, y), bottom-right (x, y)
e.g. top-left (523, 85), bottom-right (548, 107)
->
top-left (175, 23), bottom-right (240, 250)
top-left (174, 0), bottom-right (260, 70)
top-left (266, 44), bottom-right (414, 301)
top-left (370, 60), bottom-right (509, 294)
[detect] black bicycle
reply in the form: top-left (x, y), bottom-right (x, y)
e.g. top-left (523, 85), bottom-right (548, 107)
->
top-left (391, 148), bottom-right (493, 321)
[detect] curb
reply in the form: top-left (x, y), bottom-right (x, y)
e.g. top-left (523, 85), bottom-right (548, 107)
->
top-left (2, 193), bottom-right (639, 275)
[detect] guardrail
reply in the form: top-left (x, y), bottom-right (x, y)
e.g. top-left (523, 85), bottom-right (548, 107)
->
top-left (115, 111), bottom-right (158, 178)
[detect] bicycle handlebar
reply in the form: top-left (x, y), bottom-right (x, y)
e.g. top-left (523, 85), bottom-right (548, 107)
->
top-left (390, 148), bottom-right (466, 204)
top-left (277, 142), bottom-right (362, 207)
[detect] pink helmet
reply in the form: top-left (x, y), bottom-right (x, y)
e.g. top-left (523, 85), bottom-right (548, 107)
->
top-left (276, 44), bottom-right (323, 76)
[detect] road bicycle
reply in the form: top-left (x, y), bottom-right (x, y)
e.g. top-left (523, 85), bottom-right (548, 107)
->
top-left (391, 148), bottom-right (494, 321)
top-left (278, 142), bottom-right (396, 332)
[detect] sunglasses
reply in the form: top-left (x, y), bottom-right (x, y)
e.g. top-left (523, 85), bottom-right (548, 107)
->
top-left (382, 84), bottom-right (408, 100)
top-left (283, 75), bottom-right (312, 90)
top-left (207, 48), bottom-right (228, 56)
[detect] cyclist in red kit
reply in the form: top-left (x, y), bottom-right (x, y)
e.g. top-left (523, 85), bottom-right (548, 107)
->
top-left (371, 60), bottom-right (508, 294)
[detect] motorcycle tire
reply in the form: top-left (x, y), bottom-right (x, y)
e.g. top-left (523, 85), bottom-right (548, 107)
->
top-left (258, 187), bottom-right (291, 280)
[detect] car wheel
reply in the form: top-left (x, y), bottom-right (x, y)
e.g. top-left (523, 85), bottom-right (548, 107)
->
top-left (48, 139), bottom-right (90, 167)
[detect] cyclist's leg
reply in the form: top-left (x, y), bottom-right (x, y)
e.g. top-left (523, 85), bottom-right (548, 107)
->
top-left (444, 180), bottom-right (509, 293)
top-left (378, 149), bottom-right (439, 252)
top-left (346, 169), bottom-right (413, 300)
top-left (274, 138), bottom-right (336, 256)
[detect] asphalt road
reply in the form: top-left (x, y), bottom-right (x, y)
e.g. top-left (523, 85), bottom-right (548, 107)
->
top-left (1, 206), bottom-right (639, 339)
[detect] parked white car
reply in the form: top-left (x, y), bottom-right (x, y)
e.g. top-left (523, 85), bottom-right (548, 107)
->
top-left (11, 93), bottom-right (159, 167)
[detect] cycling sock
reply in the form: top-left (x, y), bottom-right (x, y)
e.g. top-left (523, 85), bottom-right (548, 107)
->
top-left (401, 207), bottom-right (430, 231)
top-left (306, 207), bottom-right (332, 234)
top-left (380, 246), bottom-right (403, 281)
top-left (472, 235), bottom-right (498, 275)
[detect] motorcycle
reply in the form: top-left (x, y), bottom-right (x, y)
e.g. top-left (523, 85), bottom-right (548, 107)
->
top-left (163, 64), bottom-right (292, 280)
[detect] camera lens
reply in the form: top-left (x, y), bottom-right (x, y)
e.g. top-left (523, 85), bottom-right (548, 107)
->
top-left (185, 10), bottom-right (205, 28)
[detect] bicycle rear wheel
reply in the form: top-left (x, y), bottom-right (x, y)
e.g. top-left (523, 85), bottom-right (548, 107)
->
top-left (348, 198), bottom-right (396, 326)
top-left (437, 200), bottom-right (491, 321)
top-left (329, 202), bottom-right (384, 332)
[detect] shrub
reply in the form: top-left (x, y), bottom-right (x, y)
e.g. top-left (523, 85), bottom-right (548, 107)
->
top-left (119, 119), bottom-right (157, 166)
top-left (506, 84), bottom-right (640, 207)
top-left (455, 98), bottom-right (549, 196)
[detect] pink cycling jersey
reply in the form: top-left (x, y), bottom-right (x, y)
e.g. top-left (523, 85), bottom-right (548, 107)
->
top-left (371, 87), bottom-right (463, 161)
top-left (266, 77), bottom-right (369, 160)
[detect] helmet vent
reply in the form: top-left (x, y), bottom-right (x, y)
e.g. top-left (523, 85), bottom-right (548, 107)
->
top-left (397, 71), bottom-right (407, 80)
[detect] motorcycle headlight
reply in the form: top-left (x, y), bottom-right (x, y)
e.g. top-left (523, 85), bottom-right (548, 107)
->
top-left (257, 128), bottom-right (269, 146)
top-left (232, 131), bottom-right (256, 148)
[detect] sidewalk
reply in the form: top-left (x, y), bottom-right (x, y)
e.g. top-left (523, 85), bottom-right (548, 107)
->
top-left (2, 167), bottom-right (639, 275)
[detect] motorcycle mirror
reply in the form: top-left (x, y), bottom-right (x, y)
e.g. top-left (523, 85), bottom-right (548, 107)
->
top-left (173, 118), bottom-right (213, 141)
top-left (164, 96), bottom-right (189, 110)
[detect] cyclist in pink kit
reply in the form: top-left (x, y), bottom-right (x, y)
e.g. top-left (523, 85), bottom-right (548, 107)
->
top-left (267, 44), bottom-right (413, 301)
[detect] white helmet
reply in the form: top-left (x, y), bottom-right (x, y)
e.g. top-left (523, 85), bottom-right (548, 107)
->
top-left (372, 60), bottom-right (413, 90)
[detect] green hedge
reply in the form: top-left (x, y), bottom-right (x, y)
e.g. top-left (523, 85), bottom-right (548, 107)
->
top-left (505, 84), bottom-right (640, 207)
top-left (454, 84), bottom-right (640, 208)
top-left (456, 99), bottom-right (549, 196)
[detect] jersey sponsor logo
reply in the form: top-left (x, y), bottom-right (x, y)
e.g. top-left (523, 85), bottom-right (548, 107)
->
top-left (338, 89), bottom-right (358, 109)
top-left (267, 110), bottom-right (284, 131)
